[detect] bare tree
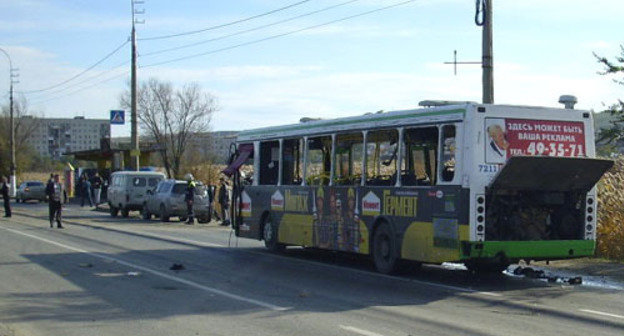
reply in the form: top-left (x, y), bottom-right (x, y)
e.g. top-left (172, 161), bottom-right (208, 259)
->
top-left (120, 78), bottom-right (218, 178)
top-left (0, 95), bottom-right (42, 175)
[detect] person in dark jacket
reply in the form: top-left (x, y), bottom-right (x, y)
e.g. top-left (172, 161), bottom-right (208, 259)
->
top-left (1, 176), bottom-right (11, 218)
top-left (218, 177), bottom-right (230, 226)
top-left (184, 174), bottom-right (196, 225)
top-left (46, 174), bottom-right (66, 228)
top-left (91, 172), bottom-right (102, 205)
top-left (80, 175), bottom-right (93, 207)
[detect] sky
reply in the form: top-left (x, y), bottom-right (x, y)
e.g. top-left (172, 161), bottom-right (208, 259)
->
top-left (0, 0), bottom-right (622, 138)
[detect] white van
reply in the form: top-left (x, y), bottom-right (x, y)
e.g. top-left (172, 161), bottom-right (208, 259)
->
top-left (107, 171), bottom-right (166, 217)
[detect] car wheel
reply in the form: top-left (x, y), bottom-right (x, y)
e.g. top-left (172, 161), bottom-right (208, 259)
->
top-left (372, 222), bottom-right (398, 274)
top-left (110, 206), bottom-right (119, 217)
top-left (197, 217), bottom-right (209, 224)
top-left (179, 216), bottom-right (188, 222)
top-left (160, 204), bottom-right (169, 222)
top-left (262, 214), bottom-right (284, 252)
top-left (121, 208), bottom-right (130, 218)
top-left (141, 205), bottom-right (151, 220)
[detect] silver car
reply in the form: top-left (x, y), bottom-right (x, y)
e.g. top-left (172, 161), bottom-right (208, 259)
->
top-left (142, 179), bottom-right (212, 223)
top-left (16, 181), bottom-right (47, 203)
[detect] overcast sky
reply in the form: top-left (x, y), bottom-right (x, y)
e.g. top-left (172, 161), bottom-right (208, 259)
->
top-left (1, 0), bottom-right (622, 137)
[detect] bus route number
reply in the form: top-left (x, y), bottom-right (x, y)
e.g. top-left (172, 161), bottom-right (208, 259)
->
top-left (479, 164), bottom-right (499, 173)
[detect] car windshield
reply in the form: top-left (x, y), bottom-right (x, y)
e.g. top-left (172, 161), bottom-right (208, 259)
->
top-left (27, 182), bottom-right (43, 187)
top-left (195, 185), bottom-right (206, 196)
top-left (172, 184), bottom-right (187, 194)
top-left (148, 178), bottom-right (160, 187)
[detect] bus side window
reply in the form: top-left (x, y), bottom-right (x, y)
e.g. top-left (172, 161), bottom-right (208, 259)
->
top-left (260, 141), bottom-right (279, 185)
top-left (283, 138), bottom-right (303, 185)
top-left (366, 129), bottom-right (398, 186)
top-left (306, 136), bottom-right (331, 186)
top-left (440, 125), bottom-right (456, 182)
top-left (334, 132), bottom-right (364, 186)
top-left (403, 127), bottom-right (438, 186)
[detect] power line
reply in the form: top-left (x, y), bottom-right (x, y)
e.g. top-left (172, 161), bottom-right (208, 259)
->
top-left (20, 40), bottom-right (129, 94)
top-left (26, 60), bottom-right (129, 101)
top-left (29, 68), bottom-right (128, 106)
top-left (142, 0), bottom-right (417, 68)
top-left (141, 0), bottom-right (361, 58)
top-left (139, 0), bottom-right (314, 41)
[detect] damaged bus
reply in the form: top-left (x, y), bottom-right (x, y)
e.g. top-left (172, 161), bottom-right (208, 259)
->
top-left (223, 98), bottom-right (613, 273)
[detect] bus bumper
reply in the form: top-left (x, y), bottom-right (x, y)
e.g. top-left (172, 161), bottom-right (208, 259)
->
top-left (460, 240), bottom-right (595, 261)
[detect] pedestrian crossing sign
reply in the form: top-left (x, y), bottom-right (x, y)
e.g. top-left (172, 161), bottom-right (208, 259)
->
top-left (110, 110), bottom-right (125, 125)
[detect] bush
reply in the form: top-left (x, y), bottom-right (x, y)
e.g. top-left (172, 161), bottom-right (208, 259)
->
top-left (596, 156), bottom-right (624, 260)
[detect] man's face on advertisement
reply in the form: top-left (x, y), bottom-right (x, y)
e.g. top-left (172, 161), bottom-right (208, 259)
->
top-left (488, 125), bottom-right (508, 149)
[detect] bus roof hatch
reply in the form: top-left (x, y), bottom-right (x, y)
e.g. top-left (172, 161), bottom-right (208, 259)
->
top-left (488, 156), bottom-right (613, 192)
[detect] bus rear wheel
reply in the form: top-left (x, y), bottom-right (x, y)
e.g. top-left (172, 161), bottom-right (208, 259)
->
top-left (372, 223), bottom-right (398, 274)
top-left (262, 214), bottom-right (284, 252)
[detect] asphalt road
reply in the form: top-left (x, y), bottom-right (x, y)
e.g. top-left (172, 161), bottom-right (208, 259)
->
top-left (0, 202), bottom-right (623, 336)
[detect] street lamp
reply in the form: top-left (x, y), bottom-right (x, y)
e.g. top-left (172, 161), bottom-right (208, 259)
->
top-left (0, 48), bottom-right (17, 197)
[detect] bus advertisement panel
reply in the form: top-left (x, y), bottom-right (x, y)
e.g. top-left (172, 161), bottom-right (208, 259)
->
top-left (485, 118), bottom-right (586, 164)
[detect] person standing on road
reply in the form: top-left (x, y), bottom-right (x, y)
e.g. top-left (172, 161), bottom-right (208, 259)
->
top-left (1, 176), bottom-right (11, 218)
top-left (218, 177), bottom-right (230, 226)
top-left (80, 175), bottom-right (93, 207)
top-left (184, 174), bottom-right (196, 225)
top-left (91, 172), bottom-right (102, 206)
top-left (46, 174), bottom-right (65, 228)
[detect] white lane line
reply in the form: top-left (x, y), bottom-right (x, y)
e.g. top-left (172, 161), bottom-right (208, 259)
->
top-left (339, 325), bottom-right (386, 336)
top-left (580, 309), bottom-right (624, 320)
top-left (0, 226), bottom-right (290, 312)
top-left (16, 211), bottom-right (501, 298)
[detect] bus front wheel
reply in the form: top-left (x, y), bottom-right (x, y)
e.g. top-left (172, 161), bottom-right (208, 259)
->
top-left (372, 223), bottom-right (398, 274)
top-left (262, 214), bottom-right (284, 252)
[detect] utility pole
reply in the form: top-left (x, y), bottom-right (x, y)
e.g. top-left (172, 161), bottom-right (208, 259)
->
top-left (476, 0), bottom-right (494, 104)
top-left (130, 0), bottom-right (145, 171)
top-left (0, 48), bottom-right (18, 197)
top-left (444, 1), bottom-right (494, 104)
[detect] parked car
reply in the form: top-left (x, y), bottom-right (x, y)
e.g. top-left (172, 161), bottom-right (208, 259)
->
top-left (142, 179), bottom-right (211, 223)
top-left (107, 171), bottom-right (166, 217)
top-left (16, 181), bottom-right (47, 203)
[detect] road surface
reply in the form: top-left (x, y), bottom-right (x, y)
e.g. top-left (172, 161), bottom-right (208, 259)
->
top-left (0, 202), bottom-right (622, 336)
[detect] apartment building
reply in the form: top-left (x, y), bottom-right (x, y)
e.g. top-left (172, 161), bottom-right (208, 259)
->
top-left (24, 116), bottom-right (110, 159)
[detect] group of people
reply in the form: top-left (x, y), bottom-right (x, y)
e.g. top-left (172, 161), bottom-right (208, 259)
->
top-left (183, 174), bottom-right (231, 226)
top-left (2, 171), bottom-right (232, 228)
top-left (78, 172), bottom-right (104, 207)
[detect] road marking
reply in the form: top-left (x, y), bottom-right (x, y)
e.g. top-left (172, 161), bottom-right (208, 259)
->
top-left (0, 226), bottom-right (290, 312)
top-left (580, 309), bottom-right (624, 320)
top-left (339, 325), bottom-right (385, 336)
top-left (10, 210), bottom-right (502, 298)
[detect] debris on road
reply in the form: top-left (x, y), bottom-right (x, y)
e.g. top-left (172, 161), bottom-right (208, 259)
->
top-left (509, 266), bottom-right (583, 285)
top-left (169, 263), bottom-right (185, 271)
